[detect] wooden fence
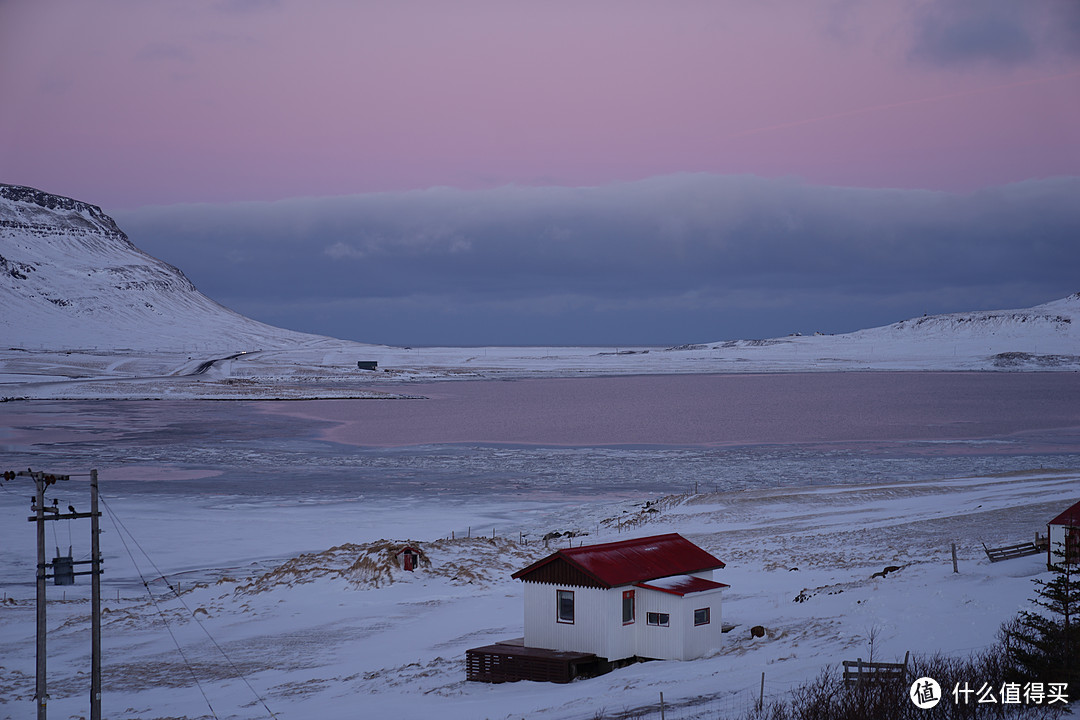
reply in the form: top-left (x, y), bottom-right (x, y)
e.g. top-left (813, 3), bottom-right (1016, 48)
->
top-left (983, 534), bottom-right (1048, 563)
top-left (842, 652), bottom-right (908, 686)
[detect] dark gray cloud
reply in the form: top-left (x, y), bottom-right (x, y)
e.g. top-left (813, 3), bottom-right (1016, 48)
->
top-left (116, 175), bottom-right (1080, 346)
top-left (909, 0), bottom-right (1080, 66)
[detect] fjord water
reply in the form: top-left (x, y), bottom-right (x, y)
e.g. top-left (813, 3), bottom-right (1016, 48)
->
top-left (3, 372), bottom-right (1079, 502)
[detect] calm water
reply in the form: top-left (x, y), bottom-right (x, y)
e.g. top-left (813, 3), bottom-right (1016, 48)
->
top-left (269, 372), bottom-right (1080, 447)
top-left (2, 372), bottom-right (1079, 501)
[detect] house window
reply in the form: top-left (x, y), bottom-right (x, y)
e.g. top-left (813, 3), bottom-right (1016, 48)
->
top-left (646, 612), bottom-right (670, 627)
top-left (557, 589), bottom-right (575, 624)
top-left (694, 607), bottom-right (711, 626)
top-left (622, 590), bottom-right (635, 624)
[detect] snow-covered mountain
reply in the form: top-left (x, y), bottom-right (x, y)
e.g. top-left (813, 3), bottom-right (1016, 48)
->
top-left (704, 293), bottom-right (1080, 370)
top-left (839, 294), bottom-right (1080, 368)
top-left (0, 183), bottom-right (338, 352)
top-left (1, 183), bottom-right (1077, 400)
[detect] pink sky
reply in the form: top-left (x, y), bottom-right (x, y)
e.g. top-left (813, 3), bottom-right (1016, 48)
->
top-left (2, 1), bottom-right (1079, 209)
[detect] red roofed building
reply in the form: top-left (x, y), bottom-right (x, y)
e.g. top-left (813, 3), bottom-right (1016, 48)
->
top-left (1048, 500), bottom-right (1080, 567)
top-left (511, 533), bottom-right (728, 662)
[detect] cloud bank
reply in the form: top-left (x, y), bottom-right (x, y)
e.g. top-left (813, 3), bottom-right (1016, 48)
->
top-left (117, 175), bottom-right (1080, 346)
top-left (910, 0), bottom-right (1080, 66)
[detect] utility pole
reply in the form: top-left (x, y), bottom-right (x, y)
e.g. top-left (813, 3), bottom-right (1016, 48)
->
top-left (34, 471), bottom-right (48, 720)
top-left (5, 468), bottom-right (103, 720)
top-left (90, 469), bottom-right (101, 720)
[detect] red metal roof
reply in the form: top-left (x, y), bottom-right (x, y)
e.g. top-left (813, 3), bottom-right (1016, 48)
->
top-left (512, 533), bottom-right (725, 588)
top-left (635, 575), bottom-right (729, 596)
top-left (1049, 500), bottom-right (1080, 528)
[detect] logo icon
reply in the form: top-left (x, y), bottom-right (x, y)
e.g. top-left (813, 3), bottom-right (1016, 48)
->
top-left (910, 677), bottom-right (942, 709)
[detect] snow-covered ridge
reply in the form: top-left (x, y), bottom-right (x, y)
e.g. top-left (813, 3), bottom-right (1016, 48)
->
top-left (811, 293), bottom-right (1080, 369)
top-left (881, 295), bottom-right (1075, 335)
top-left (1, 182), bottom-right (1078, 400)
top-left (0, 184), bottom-right (125, 237)
top-left (0, 183), bottom-right (351, 356)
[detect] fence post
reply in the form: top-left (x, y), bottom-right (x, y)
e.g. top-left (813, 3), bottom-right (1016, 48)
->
top-left (951, 543), bottom-right (958, 573)
top-left (660, 691), bottom-right (666, 720)
top-left (758, 671), bottom-right (765, 710)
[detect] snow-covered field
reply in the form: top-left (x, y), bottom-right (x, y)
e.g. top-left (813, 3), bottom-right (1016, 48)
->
top-left (1, 468), bottom-right (1076, 719)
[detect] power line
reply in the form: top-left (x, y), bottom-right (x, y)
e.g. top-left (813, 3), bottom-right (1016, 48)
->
top-left (100, 495), bottom-right (278, 719)
top-left (101, 497), bottom-right (220, 720)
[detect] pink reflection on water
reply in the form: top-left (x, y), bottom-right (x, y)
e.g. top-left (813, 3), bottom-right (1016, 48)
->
top-left (259, 373), bottom-right (1080, 452)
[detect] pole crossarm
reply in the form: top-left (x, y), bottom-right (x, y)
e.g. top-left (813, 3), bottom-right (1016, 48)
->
top-left (3, 470), bottom-right (70, 483)
top-left (27, 511), bottom-right (101, 522)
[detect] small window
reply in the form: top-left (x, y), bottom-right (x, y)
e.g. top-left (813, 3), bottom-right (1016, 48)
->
top-left (647, 612), bottom-right (670, 627)
top-left (557, 589), bottom-right (575, 624)
top-left (694, 607), bottom-right (711, 626)
top-left (622, 590), bottom-right (635, 624)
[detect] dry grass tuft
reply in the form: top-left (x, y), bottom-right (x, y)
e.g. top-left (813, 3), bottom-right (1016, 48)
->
top-left (234, 537), bottom-right (539, 594)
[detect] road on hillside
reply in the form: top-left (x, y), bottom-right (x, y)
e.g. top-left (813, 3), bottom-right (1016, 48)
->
top-left (189, 351), bottom-right (255, 375)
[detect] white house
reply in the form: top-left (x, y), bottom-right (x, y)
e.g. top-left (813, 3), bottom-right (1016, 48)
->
top-left (1048, 500), bottom-right (1080, 568)
top-left (511, 533), bottom-right (728, 662)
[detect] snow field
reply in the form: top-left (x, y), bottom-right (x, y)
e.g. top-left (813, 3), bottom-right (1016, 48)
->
top-left (1, 469), bottom-right (1076, 719)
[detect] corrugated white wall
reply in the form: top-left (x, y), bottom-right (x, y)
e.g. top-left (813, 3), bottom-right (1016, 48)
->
top-left (634, 587), bottom-right (724, 661)
top-left (680, 589), bottom-right (724, 660)
top-left (636, 587), bottom-right (684, 660)
top-left (1050, 523), bottom-right (1066, 563)
top-left (1048, 522), bottom-right (1076, 565)
top-left (604, 590), bottom-right (637, 661)
top-left (521, 582), bottom-right (725, 661)
top-left (523, 582), bottom-right (609, 656)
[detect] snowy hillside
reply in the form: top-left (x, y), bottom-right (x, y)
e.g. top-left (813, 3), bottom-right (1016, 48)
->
top-left (0, 184), bottom-right (347, 353)
top-left (696, 293), bottom-right (1080, 372)
top-left (1, 183), bottom-right (1078, 400)
top-left (832, 294), bottom-right (1080, 368)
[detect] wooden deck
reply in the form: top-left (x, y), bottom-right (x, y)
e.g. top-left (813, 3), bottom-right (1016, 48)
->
top-left (466, 639), bottom-right (599, 684)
